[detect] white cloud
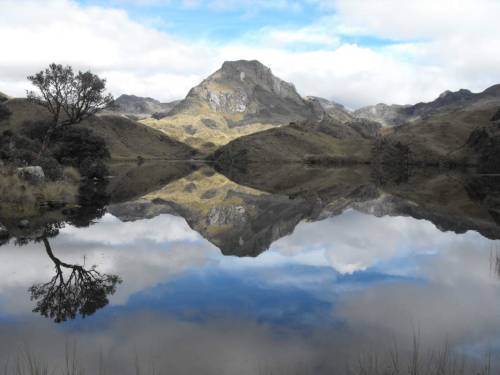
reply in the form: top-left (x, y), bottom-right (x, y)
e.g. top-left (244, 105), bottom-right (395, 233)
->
top-left (0, 213), bottom-right (220, 312)
top-left (270, 210), bottom-right (491, 274)
top-left (0, 0), bottom-right (499, 107)
top-left (61, 213), bottom-right (199, 244)
top-left (0, 0), bottom-right (218, 101)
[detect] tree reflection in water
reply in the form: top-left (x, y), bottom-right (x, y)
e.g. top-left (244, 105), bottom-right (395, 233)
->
top-left (29, 237), bottom-right (121, 323)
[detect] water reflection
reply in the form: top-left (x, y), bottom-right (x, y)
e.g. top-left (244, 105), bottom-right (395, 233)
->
top-left (29, 236), bottom-right (121, 322)
top-left (0, 162), bottom-right (499, 373)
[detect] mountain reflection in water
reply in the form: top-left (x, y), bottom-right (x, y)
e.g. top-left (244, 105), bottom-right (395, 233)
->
top-left (0, 162), bottom-right (499, 374)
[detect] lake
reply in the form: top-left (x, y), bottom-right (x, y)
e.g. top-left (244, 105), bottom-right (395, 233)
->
top-left (1, 162), bottom-right (500, 375)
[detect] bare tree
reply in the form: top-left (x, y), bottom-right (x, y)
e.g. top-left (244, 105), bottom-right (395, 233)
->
top-left (29, 237), bottom-right (121, 323)
top-left (27, 63), bottom-right (113, 151)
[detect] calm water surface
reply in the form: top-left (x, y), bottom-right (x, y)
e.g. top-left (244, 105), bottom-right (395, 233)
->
top-left (1, 163), bottom-right (500, 374)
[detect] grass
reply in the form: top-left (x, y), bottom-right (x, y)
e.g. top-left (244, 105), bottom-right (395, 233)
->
top-left (141, 111), bottom-right (275, 150)
top-left (2, 337), bottom-right (499, 375)
top-left (345, 338), bottom-right (494, 375)
top-left (0, 167), bottom-right (80, 219)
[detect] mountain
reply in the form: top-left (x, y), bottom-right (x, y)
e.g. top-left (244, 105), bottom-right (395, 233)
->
top-left (376, 87), bottom-right (500, 168)
top-left (213, 82), bottom-right (500, 172)
top-left (354, 86), bottom-right (500, 126)
top-left (305, 96), bottom-right (354, 123)
top-left (0, 98), bottom-right (197, 160)
top-left (141, 60), bottom-right (319, 152)
top-left (107, 94), bottom-right (180, 120)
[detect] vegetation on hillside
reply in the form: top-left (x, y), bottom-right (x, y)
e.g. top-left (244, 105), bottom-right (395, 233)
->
top-left (1, 63), bottom-right (112, 179)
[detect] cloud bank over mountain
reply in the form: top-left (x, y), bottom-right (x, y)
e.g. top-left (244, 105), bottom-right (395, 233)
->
top-left (1, 0), bottom-right (499, 108)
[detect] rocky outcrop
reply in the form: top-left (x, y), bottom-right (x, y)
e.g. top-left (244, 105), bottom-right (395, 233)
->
top-left (17, 166), bottom-right (45, 184)
top-left (306, 96), bottom-right (354, 123)
top-left (207, 205), bottom-right (246, 226)
top-left (354, 103), bottom-right (410, 127)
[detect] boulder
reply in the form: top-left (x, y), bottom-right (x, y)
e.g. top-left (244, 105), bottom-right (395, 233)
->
top-left (17, 166), bottom-right (45, 184)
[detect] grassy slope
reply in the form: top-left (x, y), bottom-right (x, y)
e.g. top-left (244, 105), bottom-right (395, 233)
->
top-left (142, 111), bottom-right (274, 153)
top-left (107, 161), bottom-right (199, 203)
top-left (212, 123), bottom-right (373, 164)
top-left (384, 103), bottom-right (498, 164)
top-left (0, 99), bottom-right (197, 160)
top-left (140, 95), bottom-right (278, 153)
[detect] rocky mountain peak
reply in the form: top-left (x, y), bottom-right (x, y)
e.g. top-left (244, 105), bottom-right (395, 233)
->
top-left (218, 60), bottom-right (293, 96)
top-left (172, 59), bottom-right (311, 124)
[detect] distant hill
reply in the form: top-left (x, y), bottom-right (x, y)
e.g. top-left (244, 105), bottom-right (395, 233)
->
top-left (379, 94), bottom-right (500, 168)
top-left (354, 86), bottom-right (500, 126)
top-left (0, 98), bottom-right (197, 160)
top-left (141, 60), bottom-right (320, 152)
top-left (106, 94), bottom-right (180, 120)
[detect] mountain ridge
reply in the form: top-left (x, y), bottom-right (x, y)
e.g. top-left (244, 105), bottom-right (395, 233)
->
top-left (354, 85), bottom-right (500, 126)
top-left (140, 60), bottom-right (321, 152)
top-left (107, 94), bottom-right (180, 120)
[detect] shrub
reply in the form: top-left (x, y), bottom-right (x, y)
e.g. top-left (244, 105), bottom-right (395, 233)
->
top-left (38, 156), bottom-right (63, 181)
top-left (0, 132), bottom-right (41, 166)
top-left (53, 127), bottom-right (109, 165)
top-left (62, 167), bottom-right (80, 184)
top-left (21, 120), bottom-right (52, 143)
top-left (79, 157), bottom-right (108, 179)
top-left (0, 104), bottom-right (11, 122)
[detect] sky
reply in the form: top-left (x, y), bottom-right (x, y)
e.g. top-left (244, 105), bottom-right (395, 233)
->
top-left (1, 0), bottom-right (500, 108)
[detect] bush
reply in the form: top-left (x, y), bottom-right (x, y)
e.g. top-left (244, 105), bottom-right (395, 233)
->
top-left (0, 104), bottom-right (11, 122)
top-left (3, 122), bottom-right (110, 181)
top-left (21, 120), bottom-right (52, 143)
top-left (79, 157), bottom-right (108, 179)
top-left (38, 156), bottom-right (63, 181)
top-left (0, 131), bottom-right (41, 166)
top-left (62, 167), bottom-right (80, 184)
top-left (53, 127), bottom-right (109, 166)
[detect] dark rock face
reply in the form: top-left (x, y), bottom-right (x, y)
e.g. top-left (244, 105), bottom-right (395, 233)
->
top-left (465, 125), bottom-right (500, 173)
top-left (347, 119), bottom-right (382, 139)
